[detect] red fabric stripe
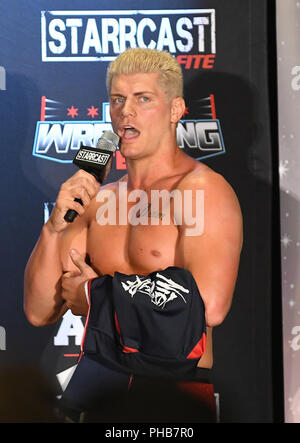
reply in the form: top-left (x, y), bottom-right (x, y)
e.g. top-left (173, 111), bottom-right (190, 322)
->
top-left (128, 374), bottom-right (134, 390)
top-left (114, 311), bottom-right (139, 354)
top-left (178, 381), bottom-right (216, 415)
top-left (114, 311), bottom-right (121, 334)
top-left (122, 345), bottom-right (139, 354)
top-left (186, 332), bottom-right (206, 359)
top-left (78, 278), bottom-right (94, 362)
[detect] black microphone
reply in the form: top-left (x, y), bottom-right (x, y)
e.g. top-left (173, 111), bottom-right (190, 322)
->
top-left (64, 130), bottom-right (119, 223)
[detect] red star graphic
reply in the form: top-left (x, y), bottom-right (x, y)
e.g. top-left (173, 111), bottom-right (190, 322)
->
top-left (87, 105), bottom-right (99, 119)
top-left (67, 105), bottom-right (79, 118)
top-left (182, 106), bottom-right (189, 117)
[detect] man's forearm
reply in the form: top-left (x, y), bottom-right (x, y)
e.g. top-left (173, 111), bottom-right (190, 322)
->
top-left (24, 222), bottom-right (67, 326)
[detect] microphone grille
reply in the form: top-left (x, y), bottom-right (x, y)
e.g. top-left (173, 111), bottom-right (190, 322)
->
top-left (96, 131), bottom-right (119, 152)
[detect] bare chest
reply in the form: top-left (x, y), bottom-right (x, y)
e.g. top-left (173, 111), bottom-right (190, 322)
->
top-left (87, 200), bottom-right (180, 276)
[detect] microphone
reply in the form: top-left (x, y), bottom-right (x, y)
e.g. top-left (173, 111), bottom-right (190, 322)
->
top-left (64, 130), bottom-right (119, 223)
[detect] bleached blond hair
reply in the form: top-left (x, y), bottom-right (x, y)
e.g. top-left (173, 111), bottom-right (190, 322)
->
top-left (106, 48), bottom-right (183, 101)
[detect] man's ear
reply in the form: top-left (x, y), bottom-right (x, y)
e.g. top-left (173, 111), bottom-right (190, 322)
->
top-left (170, 97), bottom-right (186, 124)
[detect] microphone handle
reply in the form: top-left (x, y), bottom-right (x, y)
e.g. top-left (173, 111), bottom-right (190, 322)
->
top-left (63, 147), bottom-right (115, 223)
top-left (63, 169), bottom-right (101, 223)
top-left (64, 198), bottom-right (83, 223)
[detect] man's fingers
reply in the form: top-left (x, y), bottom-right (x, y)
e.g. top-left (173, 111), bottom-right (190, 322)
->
top-left (69, 249), bottom-right (87, 273)
top-left (69, 248), bottom-right (99, 280)
top-left (62, 270), bottom-right (80, 279)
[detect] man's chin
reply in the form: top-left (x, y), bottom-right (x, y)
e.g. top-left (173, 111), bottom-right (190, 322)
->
top-left (122, 153), bottom-right (141, 161)
top-left (120, 143), bottom-right (141, 160)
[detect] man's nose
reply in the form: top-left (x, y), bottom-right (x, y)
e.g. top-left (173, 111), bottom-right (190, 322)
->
top-left (121, 99), bottom-right (136, 117)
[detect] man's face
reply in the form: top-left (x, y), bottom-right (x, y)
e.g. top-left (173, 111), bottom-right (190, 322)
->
top-left (109, 72), bottom-right (176, 160)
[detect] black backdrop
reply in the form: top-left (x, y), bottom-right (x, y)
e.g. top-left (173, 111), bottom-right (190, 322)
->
top-left (0, 0), bottom-right (283, 422)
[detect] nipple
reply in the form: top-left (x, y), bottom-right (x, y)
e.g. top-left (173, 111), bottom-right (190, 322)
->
top-left (151, 250), bottom-right (161, 258)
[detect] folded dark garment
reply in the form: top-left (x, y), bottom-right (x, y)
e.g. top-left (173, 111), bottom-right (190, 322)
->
top-left (81, 266), bottom-right (206, 379)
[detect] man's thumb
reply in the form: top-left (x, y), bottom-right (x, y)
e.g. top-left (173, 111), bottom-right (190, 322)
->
top-left (69, 249), bottom-right (86, 272)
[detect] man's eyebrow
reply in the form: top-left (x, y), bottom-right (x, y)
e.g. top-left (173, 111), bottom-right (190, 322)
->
top-left (110, 91), bottom-right (155, 97)
top-left (133, 91), bottom-right (155, 96)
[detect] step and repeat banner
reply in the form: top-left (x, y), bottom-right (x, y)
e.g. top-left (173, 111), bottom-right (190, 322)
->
top-left (277, 0), bottom-right (300, 423)
top-left (0, 0), bottom-right (281, 422)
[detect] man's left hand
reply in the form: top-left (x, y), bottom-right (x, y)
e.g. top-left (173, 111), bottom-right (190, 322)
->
top-left (61, 249), bottom-right (98, 316)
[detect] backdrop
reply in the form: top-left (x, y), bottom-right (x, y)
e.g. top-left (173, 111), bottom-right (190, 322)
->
top-left (277, 0), bottom-right (300, 423)
top-left (0, 0), bottom-right (282, 422)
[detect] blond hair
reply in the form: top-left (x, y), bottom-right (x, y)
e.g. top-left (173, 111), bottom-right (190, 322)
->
top-left (106, 48), bottom-right (183, 101)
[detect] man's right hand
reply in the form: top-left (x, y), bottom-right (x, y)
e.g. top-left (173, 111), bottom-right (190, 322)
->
top-left (47, 170), bottom-right (100, 233)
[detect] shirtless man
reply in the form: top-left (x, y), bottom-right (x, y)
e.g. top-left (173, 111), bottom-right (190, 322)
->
top-left (24, 48), bottom-right (243, 416)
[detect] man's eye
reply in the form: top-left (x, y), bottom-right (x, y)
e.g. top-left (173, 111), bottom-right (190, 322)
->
top-left (111, 97), bottom-right (124, 104)
top-left (140, 96), bottom-right (149, 102)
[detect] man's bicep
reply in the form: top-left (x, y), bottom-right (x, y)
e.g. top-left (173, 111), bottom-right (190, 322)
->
top-left (178, 231), bottom-right (241, 325)
top-left (176, 181), bottom-right (243, 326)
top-left (60, 217), bottom-right (89, 273)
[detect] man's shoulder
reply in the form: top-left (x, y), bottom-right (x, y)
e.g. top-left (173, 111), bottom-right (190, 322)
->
top-left (178, 161), bottom-right (242, 217)
top-left (178, 162), bottom-right (243, 248)
top-left (178, 161), bottom-right (231, 193)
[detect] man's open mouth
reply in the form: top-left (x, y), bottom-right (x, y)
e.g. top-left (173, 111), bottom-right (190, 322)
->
top-left (120, 125), bottom-right (140, 140)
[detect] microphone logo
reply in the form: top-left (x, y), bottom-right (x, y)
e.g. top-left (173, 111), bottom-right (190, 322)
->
top-left (75, 148), bottom-right (110, 166)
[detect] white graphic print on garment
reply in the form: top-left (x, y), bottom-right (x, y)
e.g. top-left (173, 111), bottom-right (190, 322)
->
top-left (121, 273), bottom-right (189, 309)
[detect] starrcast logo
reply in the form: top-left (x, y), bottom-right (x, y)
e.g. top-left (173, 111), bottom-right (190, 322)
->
top-left (32, 95), bottom-right (225, 164)
top-left (41, 9), bottom-right (216, 69)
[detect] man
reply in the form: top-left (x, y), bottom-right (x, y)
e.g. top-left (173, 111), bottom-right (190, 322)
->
top-left (24, 48), bottom-right (243, 421)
